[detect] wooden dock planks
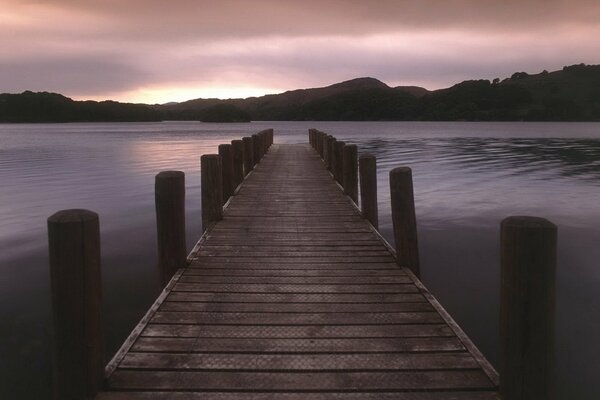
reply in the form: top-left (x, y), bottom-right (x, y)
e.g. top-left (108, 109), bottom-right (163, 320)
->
top-left (99, 144), bottom-right (499, 399)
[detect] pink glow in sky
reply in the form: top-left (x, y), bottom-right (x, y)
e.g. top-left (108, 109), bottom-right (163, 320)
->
top-left (1, 0), bottom-right (599, 103)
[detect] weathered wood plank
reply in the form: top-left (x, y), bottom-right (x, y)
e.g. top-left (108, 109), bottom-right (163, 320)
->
top-left (141, 323), bottom-right (455, 338)
top-left (120, 352), bottom-right (479, 370)
top-left (172, 283), bottom-right (420, 293)
top-left (150, 311), bottom-right (443, 325)
top-left (109, 370), bottom-right (492, 391)
top-left (160, 301), bottom-right (430, 313)
top-left (177, 275), bottom-right (412, 284)
top-left (98, 392), bottom-right (501, 400)
top-left (131, 336), bottom-right (466, 353)
top-left (165, 292), bottom-right (425, 303)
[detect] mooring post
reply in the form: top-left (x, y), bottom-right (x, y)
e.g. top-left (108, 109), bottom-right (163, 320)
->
top-left (317, 131), bottom-right (324, 157)
top-left (231, 139), bottom-right (244, 191)
top-left (334, 141), bottom-right (346, 183)
top-left (322, 135), bottom-right (330, 166)
top-left (252, 134), bottom-right (263, 165)
top-left (259, 130), bottom-right (269, 156)
top-left (326, 136), bottom-right (335, 171)
top-left (389, 167), bottom-right (420, 277)
top-left (359, 154), bottom-right (378, 229)
top-left (242, 136), bottom-right (254, 174)
top-left (48, 209), bottom-right (103, 400)
top-left (321, 134), bottom-right (329, 163)
top-left (155, 171), bottom-right (186, 286)
top-left (201, 154), bottom-right (223, 232)
top-left (500, 216), bottom-right (556, 400)
top-left (328, 137), bottom-right (337, 172)
top-left (308, 129), bottom-right (314, 148)
top-left (218, 144), bottom-right (234, 204)
top-left (343, 144), bottom-right (358, 203)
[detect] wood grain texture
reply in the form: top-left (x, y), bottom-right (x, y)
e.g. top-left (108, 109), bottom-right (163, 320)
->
top-left (102, 143), bottom-right (498, 397)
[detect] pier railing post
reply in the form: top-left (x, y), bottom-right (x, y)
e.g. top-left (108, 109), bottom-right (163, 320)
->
top-left (326, 136), bottom-right (335, 171)
top-left (343, 144), bottom-right (358, 203)
top-left (218, 144), bottom-right (234, 204)
top-left (322, 135), bottom-right (329, 166)
top-left (48, 209), bottom-right (103, 400)
top-left (500, 216), bottom-right (556, 400)
top-left (389, 167), bottom-right (420, 277)
top-left (333, 141), bottom-right (346, 183)
top-left (321, 133), bottom-right (328, 162)
top-left (201, 154), bottom-right (223, 232)
top-left (155, 171), bottom-right (186, 286)
top-left (309, 129), bottom-right (314, 148)
top-left (243, 136), bottom-right (254, 174)
top-left (252, 134), bottom-right (262, 165)
top-left (329, 137), bottom-right (338, 172)
top-left (231, 139), bottom-right (244, 191)
top-left (317, 131), bottom-right (324, 157)
top-left (359, 154), bottom-right (378, 229)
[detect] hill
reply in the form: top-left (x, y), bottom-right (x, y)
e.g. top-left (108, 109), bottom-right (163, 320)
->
top-left (0, 91), bottom-right (161, 122)
top-left (2, 64), bottom-right (599, 122)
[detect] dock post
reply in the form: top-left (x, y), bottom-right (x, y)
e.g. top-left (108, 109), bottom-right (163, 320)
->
top-left (231, 139), bottom-right (244, 191)
top-left (48, 209), bottom-right (103, 400)
top-left (252, 134), bottom-right (263, 165)
top-left (309, 129), bottom-right (314, 148)
top-left (317, 131), bottom-right (324, 157)
top-left (500, 216), bottom-right (556, 400)
top-left (389, 167), bottom-right (420, 277)
top-left (327, 136), bottom-right (335, 171)
top-left (328, 137), bottom-right (337, 172)
top-left (343, 144), bottom-right (358, 203)
top-left (322, 135), bottom-right (330, 166)
top-left (359, 154), bottom-right (378, 229)
top-left (242, 137), bottom-right (254, 174)
top-left (201, 154), bottom-right (223, 232)
top-left (218, 144), bottom-right (234, 204)
top-left (155, 171), bottom-right (186, 286)
top-left (333, 141), bottom-right (346, 184)
top-left (260, 131), bottom-right (268, 154)
top-left (320, 133), bottom-right (328, 162)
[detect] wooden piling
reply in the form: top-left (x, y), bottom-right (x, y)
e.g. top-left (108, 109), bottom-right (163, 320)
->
top-left (231, 139), bottom-right (244, 190)
top-left (155, 171), bottom-right (186, 286)
top-left (328, 137), bottom-right (337, 172)
top-left (321, 134), bottom-right (329, 163)
top-left (333, 141), bottom-right (346, 184)
top-left (252, 134), bottom-right (263, 165)
top-left (326, 136), bottom-right (335, 171)
top-left (500, 216), bottom-right (556, 400)
top-left (201, 154), bottom-right (223, 232)
top-left (317, 131), bottom-right (324, 157)
top-left (242, 137), bottom-right (254, 174)
top-left (342, 144), bottom-right (358, 203)
top-left (322, 135), bottom-right (330, 167)
top-left (389, 167), bottom-right (420, 277)
top-left (218, 144), bottom-right (234, 204)
top-left (48, 209), bottom-right (103, 400)
top-left (359, 153), bottom-right (378, 229)
top-left (309, 129), bottom-right (315, 148)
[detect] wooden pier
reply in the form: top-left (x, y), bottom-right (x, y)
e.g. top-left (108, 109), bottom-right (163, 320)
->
top-left (48, 129), bottom-right (557, 400)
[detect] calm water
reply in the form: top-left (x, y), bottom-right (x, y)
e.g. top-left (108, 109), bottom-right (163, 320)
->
top-left (1, 121), bottom-right (599, 398)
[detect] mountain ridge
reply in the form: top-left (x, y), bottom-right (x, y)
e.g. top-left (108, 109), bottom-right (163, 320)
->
top-left (1, 64), bottom-right (599, 122)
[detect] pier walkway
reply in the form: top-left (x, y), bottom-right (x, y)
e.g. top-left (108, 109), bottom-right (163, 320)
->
top-left (97, 143), bottom-right (499, 399)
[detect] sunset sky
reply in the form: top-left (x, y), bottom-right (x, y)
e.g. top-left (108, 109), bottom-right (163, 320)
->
top-left (1, 0), bottom-right (599, 104)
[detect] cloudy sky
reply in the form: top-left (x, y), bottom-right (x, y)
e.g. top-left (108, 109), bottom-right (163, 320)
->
top-left (2, 0), bottom-right (599, 103)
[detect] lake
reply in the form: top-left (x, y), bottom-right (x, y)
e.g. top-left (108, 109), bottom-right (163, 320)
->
top-left (1, 121), bottom-right (599, 398)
